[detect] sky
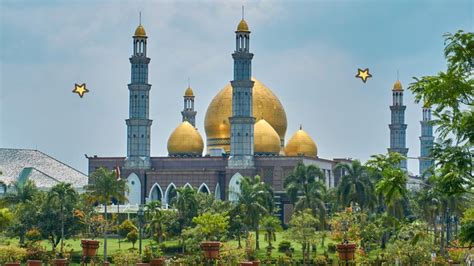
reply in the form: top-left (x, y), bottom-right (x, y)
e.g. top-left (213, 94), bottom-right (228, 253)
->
top-left (0, 0), bottom-right (472, 175)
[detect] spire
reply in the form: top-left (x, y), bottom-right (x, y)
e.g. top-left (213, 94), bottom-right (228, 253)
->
top-left (139, 11), bottom-right (142, 25)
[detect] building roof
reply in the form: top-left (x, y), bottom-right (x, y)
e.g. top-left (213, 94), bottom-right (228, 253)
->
top-left (0, 148), bottom-right (88, 189)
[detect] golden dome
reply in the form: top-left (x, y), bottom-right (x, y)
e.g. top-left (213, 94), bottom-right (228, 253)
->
top-left (167, 121), bottom-right (203, 156)
top-left (204, 77), bottom-right (287, 153)
top-left (237, 19), bottom-right (250, 32)
top-left (254, 119), bottom-right (281, 155)
top-left (185, 87), bottom-right (194, 97)
top-left (393, 80), bottom-right (403, 91)
top-left (134, 25), bottom-right (147, 37)
top-left (285, 127), bottom-right (318, 158)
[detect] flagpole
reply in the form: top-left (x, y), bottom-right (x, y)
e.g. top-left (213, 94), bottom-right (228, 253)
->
top-left (115, 166), bottom-right (122, 250)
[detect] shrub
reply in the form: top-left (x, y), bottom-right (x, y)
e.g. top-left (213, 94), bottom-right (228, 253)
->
top-left (278, 240), bottom-right (292, 252)
top-left (0, 246), bottom-right (27, 263)
top-left (111, 250), bottom-right (141, 266)
top-left (25, 228), bottom-right (42, 243)
top-left (26, 243), bottom-right (49, 261)
top-left (118, 219), bottom-right (138, 238)
top-left (127, 230), bottom-right (139, 249)
top-left (327, 242), bottom-right (336, 253)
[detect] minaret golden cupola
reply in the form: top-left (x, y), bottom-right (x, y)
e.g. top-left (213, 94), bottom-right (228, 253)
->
top-left (134, 25), bottom-right (147, 37)
top-left (254, 119), bottom-right (281, 155)
top-left (167, 121), bottom-right (204, 157)
top-left (285, 126), bottom-right (318, 158)
top-left (393, 80), bottom-right (403, 91)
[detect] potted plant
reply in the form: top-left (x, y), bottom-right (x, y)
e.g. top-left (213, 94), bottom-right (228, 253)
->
top-left (26, 242), bottom-right (48, 266)
top-left (335, 217), bottom-right (357, 262)
top-left (1, 246), bottom-right (27, 266)
top-left (142, 245), bottom-right (165, 266)
top-left (193, 212), bottom-right (229, 260)
top-left (81, 239), bottom-right (100, 258)
top-left (239, 235), bottom-right (259, 266)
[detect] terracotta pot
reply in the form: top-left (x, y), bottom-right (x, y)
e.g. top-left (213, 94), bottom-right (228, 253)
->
top-left (252, 261), bottom-right (260, 266)
top-left (150, 258), bottom-right (166, 266)
top-left (103, 262), bottom-right (110, 266)
top-left (27, 260), bottom-right (42, 266)
top-left (336, 243), bottom-right (357, 261)
top-left (136, 264), bottom-right (150, 266)
top-left (239, 262), bottom-right (254, 266)
top-left (52, 259), bottom-right (69, 266)
top-left (5, 263), bottom-right (20, 266)
top-left (200, 241), bottom-right (221, 260)
top-left (81, 239), bottom-right (100, 257)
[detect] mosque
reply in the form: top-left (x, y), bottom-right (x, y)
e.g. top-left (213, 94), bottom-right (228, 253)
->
top-left (87, 17), bottom-right (433, 222)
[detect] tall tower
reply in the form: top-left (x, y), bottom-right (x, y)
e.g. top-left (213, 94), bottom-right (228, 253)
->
top-left (124, 23), bottom-right (152, 169)
top-left (228, 16), bottom-right (255, 168)
top-left (181, 86), bottom-right (197, 127)
top-left (419, 104), bottom-right (434, 177)
top-left (388, 80), bottom-right (409, 170)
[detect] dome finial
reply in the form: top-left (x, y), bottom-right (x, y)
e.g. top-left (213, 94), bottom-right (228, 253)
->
top-left (237, 6), bottom-right (250, 32)
top-left (139, 11), bottom-right (142, 25)
top-left (242, 5), bottom-right (245, 20)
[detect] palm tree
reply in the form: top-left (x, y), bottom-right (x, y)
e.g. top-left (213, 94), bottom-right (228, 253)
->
top-left (145, 201), bottom-right (164, 243)
top-left (174, 186), bottom-right (198, 231)
top-left (1, 180), bottom-right (38, 206)
top-left (375, 167), bottom-right (407, 218)
top-left (86, 167), bottom-right (128, 263)
top-left (260, 215), bottom-right (282, 249)
top-left (284, 163), bottom-right (327, 225)
top-left (335, 160), bottom-right (375, 211)
top-left (48, 182), bottom-right (77, 255)
top-left (237, 175), bottom-right (274, 250)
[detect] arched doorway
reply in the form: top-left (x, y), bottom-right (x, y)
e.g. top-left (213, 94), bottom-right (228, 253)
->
top-left (164, 183), bottom-right (177, 207)
top-left (126, 173), bottom-right (141, 205)
top-left (214, 183), bottom-right (221, 200)
top-left (198, 183), bottom-right (210, 194)
top-left (228, 173), bottom-right (243, 202)
top-left (149, 183), bottom-right (163, 202)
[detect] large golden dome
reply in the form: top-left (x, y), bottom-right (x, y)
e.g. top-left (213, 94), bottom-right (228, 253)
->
top-left (254, 119), bottom-right (281, 155)
top-left (285, 127), bottom-right (318, 158)
top-left (167, 121), bottom-right (203, 156)
top-left (204, 77), bottom-right (287, 153)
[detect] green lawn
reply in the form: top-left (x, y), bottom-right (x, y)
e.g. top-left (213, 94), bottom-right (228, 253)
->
top-left (2, 232), bottom-right (339, 264)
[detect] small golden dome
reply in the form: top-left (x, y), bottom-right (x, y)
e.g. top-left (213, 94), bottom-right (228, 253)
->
top-left (204, 77), bottom-right (287, 153)
top-left (237, 19), bottom-right (250, 32)
top-left (393, 80), bottom-right (403, 91)
top-left (254, 119), bottom-right (281, 154)
top-left (185, 87), bottom-right (194, 97)
top-left (285, 127), bottom-right (318, 158)
top-left (134, 25), bottom-right (147, 37)
top-left (167, 121), bottom-right (203, 156)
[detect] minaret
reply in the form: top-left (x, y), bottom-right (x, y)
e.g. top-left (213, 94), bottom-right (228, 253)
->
top-left (388, 80), bottom-right (409, 170)
top-left (419, 103), bottom-right (434, 177)
top-left (124, 22), bottom-right (152, 169)
top-left (181, 86), bottom-right (197, 127)
top-left (228, 12), bottom-right (255, 168)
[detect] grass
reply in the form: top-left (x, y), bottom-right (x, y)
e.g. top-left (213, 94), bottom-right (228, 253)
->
top-left (2, 231), bottom-right (340, 264)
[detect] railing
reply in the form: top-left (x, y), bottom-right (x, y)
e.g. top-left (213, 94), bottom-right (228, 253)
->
top-left (94, 203), bottom-right (173, 213)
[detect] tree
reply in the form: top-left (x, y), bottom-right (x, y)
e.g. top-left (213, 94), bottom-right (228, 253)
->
top-left (286, 209), bottom-right (319, 265)
top-left (47, 182), bottom-right (77, 255)
top-left (145, 201), bottom-right (167, 243)
top-left (260, 215), bottom-right (282, 249)
top-left (0, 208), bottom-right (13, 239)
top-left (408, 30), bottom-right (473, 195)
top-left (86, 167), bottom-right (128, 262)
top-left (237, 175), bottom-right (274, 250)
top-left (127, 230), bottom-right (138, 249)
top-left (335, 160), bottom-right (375, 211)
top-left (174, 186), bottom-right (198, 232)
top-left (1, 180), bottom-right (38, 207)
top-left (366, 153), bottom-right (408, 219)
top-left (284, 163), bottom-right (326, 225)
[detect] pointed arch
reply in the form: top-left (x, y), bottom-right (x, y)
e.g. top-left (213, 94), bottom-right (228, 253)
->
top-left (198, 183), bottom-right (210, 194)
top-left (126, 173), bottom-right (141, 205)
top-left (164, 183), bottom-right (177, 207)
top-left (148, 183), bottom-right (163, 202)
top-left (214, 183), bottom-right (221, 200)
top-left (228, 172), bottom-right (243, 202)
top-left (183, 182), bottom-right (193, 189)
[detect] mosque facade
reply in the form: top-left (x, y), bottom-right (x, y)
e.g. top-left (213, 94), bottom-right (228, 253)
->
top-left (87, 18), bottom-right (434, 221)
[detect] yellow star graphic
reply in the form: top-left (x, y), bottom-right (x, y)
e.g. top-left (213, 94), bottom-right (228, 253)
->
top-left (72, 83), bottom-right (89, 98)
top-left (355, 68), bottom-right (373, 83)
